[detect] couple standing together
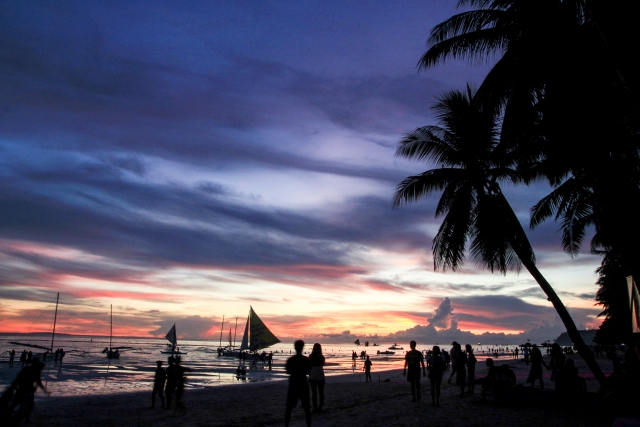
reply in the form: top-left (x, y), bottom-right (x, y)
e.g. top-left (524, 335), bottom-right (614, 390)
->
top-left (285, 340), bottom-right (325, 427)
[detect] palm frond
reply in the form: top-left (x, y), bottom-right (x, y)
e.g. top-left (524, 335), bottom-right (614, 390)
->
top-left (433, 186), bottom-right (475, 271)
top-left (393, 169), bottom-right (463, 207)
top-left (419, 27), bottom-right (509, 70)
top-left (428, 10), bottom-right (504, 45)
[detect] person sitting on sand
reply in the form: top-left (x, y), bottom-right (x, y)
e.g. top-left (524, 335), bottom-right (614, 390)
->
top-left (285, 340), bottom-right (312, 427)
top-left (427, 346), bottom-right (445, 407)
top-left (364, 355), bottom-right (372, 383)
top-left (308, 343), bottom-right (326, 413)
top-left (151, 360), bottom-right (166, 409)
top-left (475, 358), bottom-right (497, 401)
top-left (555, 359), bottom-right (586, 395)
top-left (403, 340), bottom-right (426, 402)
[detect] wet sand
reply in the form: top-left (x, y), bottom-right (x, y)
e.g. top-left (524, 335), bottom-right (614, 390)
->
top-left (19, 354), bottom-right (615, 427)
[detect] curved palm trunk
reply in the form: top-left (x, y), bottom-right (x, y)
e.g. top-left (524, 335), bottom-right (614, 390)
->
top-left (518, 254), bottom-right (606, 386)
top-left (499, 196), bottom-right (607, 386)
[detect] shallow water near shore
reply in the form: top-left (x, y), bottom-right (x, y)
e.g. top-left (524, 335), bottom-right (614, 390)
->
top-left (1, 334), bottom-right (523, 397)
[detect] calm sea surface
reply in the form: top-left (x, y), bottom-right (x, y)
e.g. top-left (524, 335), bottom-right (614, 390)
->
top-left (0, 334), bottom-right (518, 397)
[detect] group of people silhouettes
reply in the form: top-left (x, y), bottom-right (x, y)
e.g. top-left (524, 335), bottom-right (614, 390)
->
top-left (150, 355), bottom-right (191, 413)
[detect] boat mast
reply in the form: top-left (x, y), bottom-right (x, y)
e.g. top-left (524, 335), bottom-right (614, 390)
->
top-left (109, 305), bottom-right (113, 351)
top-left (50, 292), bottom-right (59, 352)
top-left (234, 317), bottom-right (238, 347)
top-left (219, 315), bottom-right (225, 347)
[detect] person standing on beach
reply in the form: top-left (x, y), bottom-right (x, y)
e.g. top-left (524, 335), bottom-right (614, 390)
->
top-left (20, 350), bottom-right (27, 367)
top-left (364, 356), bottom-right (372, 383)
top-left (526, 345), bottom-right (548, 389)
top-left (284, 340), bottom-right (312, 427)
top-left (447, 342), bottom-right (458, 384)
top-left (453, 343), bottom-right (467, 397)
top-left (427, 346), bottom-right (445, 407)
top-left (523, 345), bottom-right (530, 365)
top-left (151, 361), bottom-right (166, 409)
top-left (403, 340), bottom-right (426, 402)
top-left (465, 344), bottom-right (477, 394)
top-left (9, 350), bottom-right (15, 367)
top-left (5, 357), bottom-right (50, 423)
top-left (308, 343), bottom-right (325, 413)
top-left (164, 356), bottom-right (178, 410)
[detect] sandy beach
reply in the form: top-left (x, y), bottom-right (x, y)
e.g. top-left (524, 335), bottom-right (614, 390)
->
top-left (12, 354), bottom-right (616, 427)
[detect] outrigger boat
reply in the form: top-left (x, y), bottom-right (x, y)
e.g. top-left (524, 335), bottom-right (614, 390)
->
top-left (161, 324), bottom-right (187, 355)
top-left (219, 307), bottom-right (280, 357)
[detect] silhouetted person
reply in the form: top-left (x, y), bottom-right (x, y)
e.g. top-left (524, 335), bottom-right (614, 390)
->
top-left (403, 340), bottom-right (426, 402)
top-left (364, 355), bottom-right (372, 383)
top-left (268, 352), bottom-right (273, 371)
top-left (164, 356), bottom-right (178, 410)
top-left (475, 358), bottom-right (497, 401)
top-left (26, 351), bottom-right (32, 366)
top-left (465, 344), bottom-right (476, 394)
top-left (454, 343), bottom-right (467, 397)
top-left (58, 349), bottom-right (65, 365)
top-left (448, 341), bottom-right (458, 384)
top-left (9, 350), bottom-right (15, 367)
top-left (20, 351), bottom-right (27, 367)
top-left (284, 340), bottom-right (312, 427)
top-left (549, 343), bottom-right (566, 381)
top-left (308, 343), bottom-right (325, 413)
top-left (526, 345), bottom-right (548, 389)
top-left (6, 357), bottom-right (49, 423)
top-left (151, 360), bottom-right (166, 408)
top-left (428, 346), bottom-right (445, 406)
top-left (174, 357), bottom-right (191, 413)
top-left (555, 359), bottom-right (586, 395)
top-left (523, 345), bottom-right (530, 365)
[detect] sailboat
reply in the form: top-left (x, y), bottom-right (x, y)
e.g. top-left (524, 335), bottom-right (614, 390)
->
top-left (239, 306), bottom-right (280, 352)
top-left (161, 324), bottom-right (187, 355)
top-left (106, 305), bottom-right (119, 359)
top-left (10, 293), bottom-right (60, 360)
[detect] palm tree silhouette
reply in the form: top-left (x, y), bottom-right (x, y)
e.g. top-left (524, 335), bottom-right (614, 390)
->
top-left (394, 87), bottom-right (606, 384)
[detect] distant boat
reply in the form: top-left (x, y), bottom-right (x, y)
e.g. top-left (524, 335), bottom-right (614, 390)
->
top-left (105, 305), bottom-right (119, 359)
top-left (161, 324), bottom-right (187, 355)
top-left (354, 339), bottom-right (360, 346)
top-left (239, 306), bottom-right (280, 352)
top-left (377, 350), bottom-right (395, 355)
top-left (388, 343), bottom-right (403, 350)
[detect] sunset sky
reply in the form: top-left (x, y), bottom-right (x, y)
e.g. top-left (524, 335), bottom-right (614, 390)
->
top-left (0, 0), bottom-right (603, 342)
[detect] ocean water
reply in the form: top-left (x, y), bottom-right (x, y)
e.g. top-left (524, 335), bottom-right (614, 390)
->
top-left (0, 334), bottom-right (521, 397)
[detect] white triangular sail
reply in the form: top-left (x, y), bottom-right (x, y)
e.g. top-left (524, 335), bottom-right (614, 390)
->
top-left (627, 276), bottom-right (640, 334)
top-left (240, 315), bottom-right (250, 350)
top-left (165, 324), bottom-right (177, 347)
top-left (239, 306), bottom-right (280, 351)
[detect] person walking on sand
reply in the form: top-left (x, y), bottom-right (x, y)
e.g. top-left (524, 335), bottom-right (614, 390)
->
top-left (364, 355), bottom-right (372, 383)
top-left (284, 340), bottom-right (312, 427)
top-left (526, 344), bottom-right (548, 389)
top-left (308, 343), bottom-right (325, 413)
top-left (427, 346), bottom-right (446, 407)
top-left (403, 340), bottom-right (426, 402)
top-left (151, 360), bottom-right (166, 409)
top-left (465, 344), bottom-right (477, 394)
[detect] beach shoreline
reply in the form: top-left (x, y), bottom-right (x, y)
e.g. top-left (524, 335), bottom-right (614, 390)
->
top-left (9, 354), bottom-right (616, 427)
